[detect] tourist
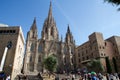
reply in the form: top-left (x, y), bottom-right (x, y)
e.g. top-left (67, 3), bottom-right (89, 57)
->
top-left (109, 73), bottom-right (114, 80)
top-left (6, 75), bottom-right (10, 80)
top-left (72, 74), bottom-right (75, 80)
top-left (98, 73), bottom-right (103, 80)
top-left (88, 73), bottom-right (92, 80)
top-left (91, 73), bottom-right (97, 80)
top-left (102, 74), bottom-right (107, 80)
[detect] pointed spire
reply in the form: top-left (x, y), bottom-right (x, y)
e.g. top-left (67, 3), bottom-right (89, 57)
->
top-left (31, 17), bottom-right (37, 30)
top-left (48, 1), bottom-right (52, 22)
top-left (61, 35), bottom-right (63, 42)
top-left (33, 17), bottom-right (36, 24)
top-left (67, 24), bottom-right (70, 33)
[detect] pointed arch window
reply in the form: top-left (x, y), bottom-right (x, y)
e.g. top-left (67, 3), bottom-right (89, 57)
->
top-left (38, 44), bottom-right (42, 53)
top-left (30, 43), bottom-right (35, 52)
top-left (30, 55), bottom-right (32, 62)
top-left (71, 58), bottom-right (73, 64)
top-left (64, 47), bottom-right (67, 54)
top-left (45, 27), bottom-right (47, 33)
top-left (51, 27), bottom-right (54, 36)
top-left (38, 55), bottom-right (41, 62)
top-left (64, 57), bottom-right (66, 63)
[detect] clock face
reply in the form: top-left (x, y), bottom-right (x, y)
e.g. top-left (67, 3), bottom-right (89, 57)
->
top-left (7, 41), bottom-right (12, 49)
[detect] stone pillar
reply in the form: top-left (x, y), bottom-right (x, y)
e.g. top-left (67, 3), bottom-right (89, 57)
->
top-left (34, 42), bottom-right (38, 72)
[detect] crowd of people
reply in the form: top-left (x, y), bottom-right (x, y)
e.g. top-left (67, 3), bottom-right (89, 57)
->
top-left (79, 72), bottom-right (120, 80)
top-left (55, 72), bottom-right (120, 80)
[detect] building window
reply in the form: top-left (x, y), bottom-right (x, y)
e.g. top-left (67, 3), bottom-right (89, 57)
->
top-left (82, 57), bottom-right (84, 61)
top-left (113, 43), bottom-right (114, 46)
top-left (91, 53), bottom-right (93, 56)
top-left (105, 42), bottom-right (107, 46)
top-left (38, 44), bottom-right (42, 53)
top-left (51, 27), bottom-right (54, 36)
top-left (95, 47), bottom-right (97, 50)
top-left (78, 53), bottom-right (80, 57)
top-left (115, 50), bottom-right (117, 54)
top-left (86, 50), bottom-right (87, 54)
top-left (86, 56), bottom-right (89, 60)
top-left (64, 58), bottom-right (66, 63)
top-left (30, 55), bottom-right (32, 62)
top-left (103, 46), bottom-right (105, 49)
top-left (71, 58), bottom-right (73, 64)
top-left (30, 43), bottom-right (35, 52)
top-left (38, 56), bottom-right (41, 62)
top-left (0, 30), bottom-right (16, 34)
top-left (82, 52), bottom-right (84, 56)
top-left (104, 53), bottom-right (106, 56)
top-left (45, 27), bottom-right (47, 33)
top-left (101, 53), bottom-right (103, 56)
top-left (79, 59), bottom-right (81, 62)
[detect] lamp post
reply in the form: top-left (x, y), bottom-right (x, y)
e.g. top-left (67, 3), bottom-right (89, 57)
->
top-left (0, 41), bottom-right (12, 72)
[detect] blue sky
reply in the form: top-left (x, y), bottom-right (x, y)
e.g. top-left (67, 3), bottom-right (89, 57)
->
top-left (0, 0), bottom-right (120, 45)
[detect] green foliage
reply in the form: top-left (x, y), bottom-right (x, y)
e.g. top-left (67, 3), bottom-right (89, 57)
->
top-left (104, 0), bottom-right (120, 5)
top-left (43, 55), bottom-right (57, 73)
top-left (86, 59), bottom-right (104, 72)
top-left (105, 57), bottom-right (112, 73)
top-left (112, 57), bottom-right (118, 73)
top-left (104, 0), bottom-right (120, 10)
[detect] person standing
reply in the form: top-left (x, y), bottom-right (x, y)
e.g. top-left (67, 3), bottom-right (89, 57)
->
top-left (72, 74), bottom-right (75, 80)
top-left (91, 73), bottom-right (97, 80)
top-left (6, 75), bottom-right (10, 80)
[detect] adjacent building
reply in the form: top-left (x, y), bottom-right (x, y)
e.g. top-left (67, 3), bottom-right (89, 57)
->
top-left (76, 32), bottom-right (120, 72)
top-left (0, 25), bottom-right (25, 79)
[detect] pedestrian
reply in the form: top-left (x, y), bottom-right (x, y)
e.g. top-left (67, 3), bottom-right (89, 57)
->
top-left (88, 73), bottom-right (92, 80)
top-left (72, 74), bottom-right (75, 80)
top-left (79, 75), bottom-right (83, 80)
top-left (118, 73), bottom-right (120, 79)
top-left (98, 73), bottom-right (103, 80)
top-left (102, 74), bottom-right (107, 80)
top-left (109, 73), bottom-right (114, 80)
top-left (91, 73), bottom-right (97, 80)
top-left (6, 75), bottom-right (10, 80)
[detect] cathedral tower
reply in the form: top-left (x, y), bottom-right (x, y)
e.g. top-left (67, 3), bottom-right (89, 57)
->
top-left (24, 18), bottom-right (38, 73)
top-left (27, 18), bottom-right (38, 40)
top-left (41, 2), bottom-right (59, 41)
top-left (65, 25), bottom-right (74, 44)
top-left (64, 25), bottom-right (75, 72)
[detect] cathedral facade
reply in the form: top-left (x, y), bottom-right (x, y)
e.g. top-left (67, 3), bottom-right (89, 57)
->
top-left (23, 2), bottom-right (76, 75)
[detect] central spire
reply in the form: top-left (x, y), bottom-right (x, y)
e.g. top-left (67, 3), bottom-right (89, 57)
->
top-left (48, 1), bottom-right (52, 23)
top-left (67, 24), bottom-right (70, 33)
top-left (41, 1), bottom-right (59, 41)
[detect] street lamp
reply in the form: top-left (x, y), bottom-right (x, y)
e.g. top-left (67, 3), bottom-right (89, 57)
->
top-left (0, 41), bottom-right (12, 71)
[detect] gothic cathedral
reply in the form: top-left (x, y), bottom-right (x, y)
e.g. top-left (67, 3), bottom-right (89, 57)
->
top-left (23, 2), bottom-right (76, 74)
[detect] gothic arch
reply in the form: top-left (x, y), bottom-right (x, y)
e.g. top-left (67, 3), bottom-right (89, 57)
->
top-left (30, 43), bottom-right (35, 52)
top-left (45, 27), bottom-right (48, 33)
top-left (51, 27), bottom-right (54, 36)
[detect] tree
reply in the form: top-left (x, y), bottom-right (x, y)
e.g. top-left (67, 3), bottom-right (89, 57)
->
top-left (104, 0), bottom-right (120, 5)
top-left (105, 57), bottom-right (112, 73)
top-left (86, 59), bottom-right (104, 72)
top-left (43, 55), bottom-right (57, 73)
top-left (112, 57), bottom-right (118, 73)
top-left (104, 0), bottom-right (120, 10)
